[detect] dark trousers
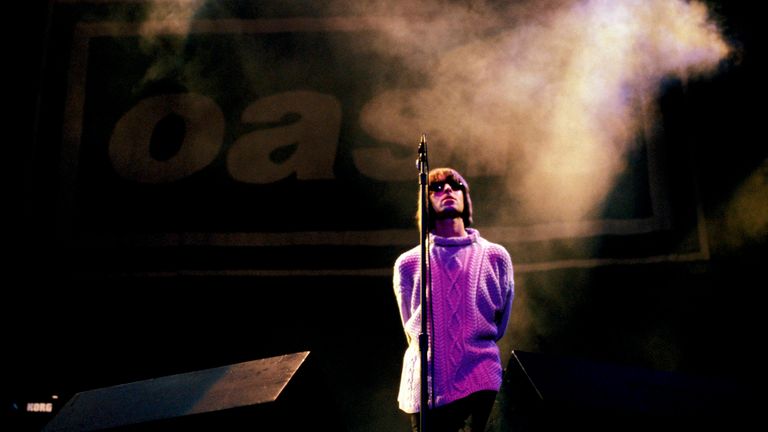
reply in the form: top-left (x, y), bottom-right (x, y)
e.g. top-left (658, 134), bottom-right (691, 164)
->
top-left (409, 390), bottom-right (497, 432)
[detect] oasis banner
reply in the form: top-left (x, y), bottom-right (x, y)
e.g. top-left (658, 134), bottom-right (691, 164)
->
top-left (40, 1), bottom-right (729, 274)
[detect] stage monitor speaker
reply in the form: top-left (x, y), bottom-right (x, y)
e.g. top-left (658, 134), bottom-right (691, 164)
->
top-left (42, 351), bottom-right (331, 432)
top-left (501, 350), bottom-right (757, 432)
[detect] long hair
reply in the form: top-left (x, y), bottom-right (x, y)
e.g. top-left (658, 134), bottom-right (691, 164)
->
top-left (416, 167), bottom-right (473, 232)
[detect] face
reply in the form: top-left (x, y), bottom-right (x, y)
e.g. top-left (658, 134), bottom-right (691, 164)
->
top-left (428, 177), bottom-right (465, 219)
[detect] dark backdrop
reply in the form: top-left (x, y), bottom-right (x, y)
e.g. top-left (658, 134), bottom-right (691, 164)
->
top-left (11, 1), bottom-right (764, 431)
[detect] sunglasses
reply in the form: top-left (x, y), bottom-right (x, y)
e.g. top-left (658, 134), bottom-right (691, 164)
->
top-left (428, 179), bottom-right (465, 193)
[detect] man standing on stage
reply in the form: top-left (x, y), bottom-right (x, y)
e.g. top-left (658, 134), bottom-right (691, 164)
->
top-left (393, 167), bottom-right (515, 432)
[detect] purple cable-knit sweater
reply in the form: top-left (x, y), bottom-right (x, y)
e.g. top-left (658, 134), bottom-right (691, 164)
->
top-left (393, 228), bottom-right (514, 413)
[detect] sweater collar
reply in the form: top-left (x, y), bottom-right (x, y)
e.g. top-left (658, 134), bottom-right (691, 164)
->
top-left (431, 228), bottom-right (478, 247)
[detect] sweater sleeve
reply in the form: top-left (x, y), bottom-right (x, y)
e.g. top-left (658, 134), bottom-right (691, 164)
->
top-left (494, 247), bottom-right (515, 341)
top-left (393, 251), bottom-right (418, 344)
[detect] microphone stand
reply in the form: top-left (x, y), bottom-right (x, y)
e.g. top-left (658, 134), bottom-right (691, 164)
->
top-left (416, 133), bottom-right (430, 432)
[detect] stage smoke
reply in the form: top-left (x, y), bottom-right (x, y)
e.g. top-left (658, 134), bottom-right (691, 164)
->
top-left (350, 0), bottom-right (731, 220)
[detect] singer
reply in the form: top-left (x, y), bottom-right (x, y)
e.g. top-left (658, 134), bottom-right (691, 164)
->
top-left (393, 167), bottom-right (515, 432)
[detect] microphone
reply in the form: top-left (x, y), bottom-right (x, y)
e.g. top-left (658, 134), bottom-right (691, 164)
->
top-left (416, 132), bottom-right (428, 173)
